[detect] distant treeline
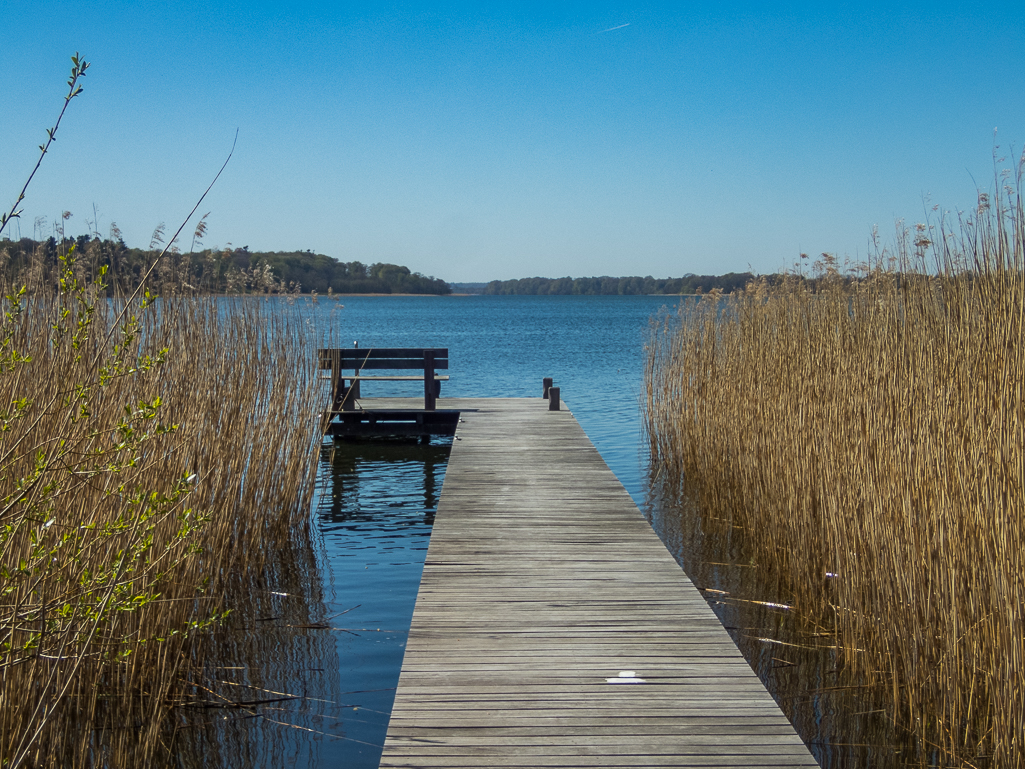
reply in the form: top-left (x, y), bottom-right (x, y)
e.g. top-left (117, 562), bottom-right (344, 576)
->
top-left (252, 250), bottom-right (450, 294)
top-left (0, 236), bottom-right (450, 295)
top-left (482, 273), bottom-right (761, 296)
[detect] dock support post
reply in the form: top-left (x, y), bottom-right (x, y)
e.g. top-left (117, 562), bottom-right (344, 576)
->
top-left (424, 350), bottom-right (437, 411)
top-left (342, 340), bottom-right (360, 410)
top-left (542, 377), bottom-right (553, 398)
top-left (548, 386), bottom-right (560, 411)
top-left (329, 348), bottom-right (359, 413)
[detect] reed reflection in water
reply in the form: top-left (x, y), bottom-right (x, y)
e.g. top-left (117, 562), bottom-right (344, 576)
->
top-left (172, 530), bottom-right (341, 769)
top-left (644, 475), bottom-right (924, 769)
top-left (173, 437), bottom-right (449, 768)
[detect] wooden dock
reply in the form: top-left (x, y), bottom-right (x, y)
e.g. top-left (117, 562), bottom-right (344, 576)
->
top-left (370, 396), bottom-right (818, 768)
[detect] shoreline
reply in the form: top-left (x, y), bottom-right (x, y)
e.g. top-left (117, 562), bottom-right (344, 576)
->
top-left (329, 292), bottom-right (471, 297)
top-left (327, 292), bottom-right (697, 298)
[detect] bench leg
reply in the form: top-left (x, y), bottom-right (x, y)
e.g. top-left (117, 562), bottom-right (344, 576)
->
top-left (330, 357), bottom-right (345, 411)
top-left (424, 352), bottom-right (436, 411)
top-left (345, 376), bottom-right (361, 410)
top-left (334, 379), bottom-right (359, 411)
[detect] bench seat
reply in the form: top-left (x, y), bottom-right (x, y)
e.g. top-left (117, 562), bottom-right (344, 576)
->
top-left (347, 374), bottom-right (450, 382)
top-left (318, 346), bottom-right (449, 413)
top-left (320, 374), bottom-right (449, 382)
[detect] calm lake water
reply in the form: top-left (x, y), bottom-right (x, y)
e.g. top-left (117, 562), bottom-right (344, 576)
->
top-left (313, 293), bottom-right (667, 502)
top-left (184, 294), bottom-right (907, 768)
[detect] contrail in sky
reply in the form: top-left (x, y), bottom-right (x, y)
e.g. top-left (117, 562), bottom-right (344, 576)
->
top-left (599, 23), bottom-right (630, 33)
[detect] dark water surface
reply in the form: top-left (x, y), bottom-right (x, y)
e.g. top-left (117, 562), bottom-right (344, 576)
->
top-left (189, 295), bottom-right (907, 768)
top-left (310, 438), bottom-right (451, 766)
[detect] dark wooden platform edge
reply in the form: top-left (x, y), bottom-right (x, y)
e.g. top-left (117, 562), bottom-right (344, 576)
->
top-left (324, 409), bottom-right (461, 438)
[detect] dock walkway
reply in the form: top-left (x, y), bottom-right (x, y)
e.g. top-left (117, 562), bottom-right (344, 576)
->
top-left (373, 397), bottom-right (817, 768)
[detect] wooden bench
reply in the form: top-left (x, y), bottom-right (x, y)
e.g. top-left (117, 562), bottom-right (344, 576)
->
top-left (318, 347), bottom-right (449, 413)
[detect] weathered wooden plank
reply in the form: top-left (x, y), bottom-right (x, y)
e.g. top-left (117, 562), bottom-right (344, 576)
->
top-left (337, 375), bottom-right (450, 383)
top-left (377, 397), bottom-right (817, 767)
top-left (380, 757), bottom-right (812, 768)
top-left (318, 347), bottom-right (449, 357)
top-left (385, 721), bottom-right (805, 733)
top-left (384, 736), bottom-right (815, 749)
top-left (387, 707), bottom-right (795, 720)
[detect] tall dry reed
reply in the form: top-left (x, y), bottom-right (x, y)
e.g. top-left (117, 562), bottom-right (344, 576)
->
top-left (645, 156), bottom-right (1025, 765)
top-left (0, 254), bottom-right (323, 767)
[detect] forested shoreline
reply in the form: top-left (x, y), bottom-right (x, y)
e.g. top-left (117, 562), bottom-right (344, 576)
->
top-left (481, 272), bottom-right (762, 295)
top-left (0, 236), bottom-right (451, 295)
top-left (1, 235), bottom-right (792, 298)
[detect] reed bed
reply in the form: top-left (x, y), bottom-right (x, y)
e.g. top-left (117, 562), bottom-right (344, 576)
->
top-left (0, 258), bottom-right (324, 767)
top-left (645, 159), bottom-right (1025, 765)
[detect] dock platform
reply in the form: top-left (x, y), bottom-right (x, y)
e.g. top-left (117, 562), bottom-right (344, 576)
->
top-left (371, 396), bottom-right (818, 768)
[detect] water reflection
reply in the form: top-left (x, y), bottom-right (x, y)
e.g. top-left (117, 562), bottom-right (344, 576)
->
top-left (310, 436), bottom-right (450, 767)
top-left (644, 475), bottom-right (928, 769)
top-left (320, 439), bottom-right (444, 527)
top-left (172, 532), bottom-right (342, 769)
top-left (173, 436), bottom-right (449, 768)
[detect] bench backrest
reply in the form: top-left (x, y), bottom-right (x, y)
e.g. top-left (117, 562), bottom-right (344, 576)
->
top-left (318, 348), bottom-right (449, 371)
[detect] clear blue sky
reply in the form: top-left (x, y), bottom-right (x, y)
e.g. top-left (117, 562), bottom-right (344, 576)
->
top-left (2, 1), bottom-right (1022, 282)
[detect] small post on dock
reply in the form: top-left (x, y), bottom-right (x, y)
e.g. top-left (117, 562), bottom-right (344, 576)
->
top-left (542, 377), bottom-right (553, 399)
top-left (548, 386), bottom-right (560, 411)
